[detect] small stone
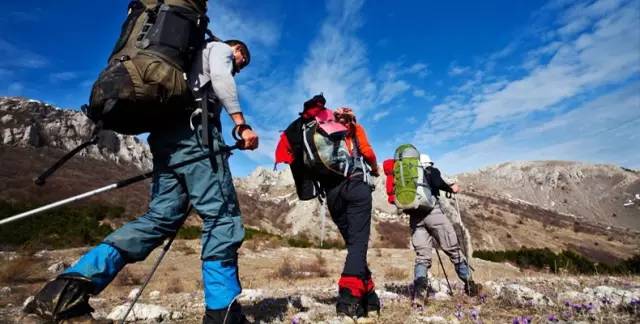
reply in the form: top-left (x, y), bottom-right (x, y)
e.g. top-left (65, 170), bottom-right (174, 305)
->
top-left (171, 311), bottom-right (184, 320)
top-left (128, 288), bottom-right (141, 301)
top-left (149, 290), bottom-right (161, 300)
top-left (47, 261), bottom-right (66, 274)
top-left (0, 286), bottom-right (11, 297)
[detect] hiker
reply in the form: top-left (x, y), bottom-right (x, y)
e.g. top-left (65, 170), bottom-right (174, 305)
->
top-left (274, 96), bottom-right (380, 320)
top-left (405, 153), bottom-right (479, 299)
top-left (25, 39), bottom-right (257, 324)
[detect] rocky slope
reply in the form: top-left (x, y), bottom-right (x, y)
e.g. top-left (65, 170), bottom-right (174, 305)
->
top-left (1, 97), bottom-right (638, 261)
top-left (457, 161), bottom-right (640, 231)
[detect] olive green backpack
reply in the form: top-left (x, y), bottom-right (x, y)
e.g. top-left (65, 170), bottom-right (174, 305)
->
top-left (392, 144), bottom-right (437, 211)
top-left (85, 0), bottom-right (211, 134)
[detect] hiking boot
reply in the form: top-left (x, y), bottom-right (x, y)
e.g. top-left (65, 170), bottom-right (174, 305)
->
top-left (464, 280), bottom-right (481, 297)
top-left (336, 288), bottom-right (365, 319)
top-left (412, 277), bottom-right (428, 308)
top-left (362, 290), bottom-right (380, 317)
top-left (23, 275), bottom-right (95, 322)
top-left (203, 301), bottom-right (249, 324)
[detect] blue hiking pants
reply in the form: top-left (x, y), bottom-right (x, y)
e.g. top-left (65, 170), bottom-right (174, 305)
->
top-left (63, 118), bottom-right (245, 310)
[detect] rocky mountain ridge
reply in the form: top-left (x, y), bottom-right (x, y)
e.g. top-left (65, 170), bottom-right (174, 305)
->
top-left (0, 97), bottom-right (152, 171)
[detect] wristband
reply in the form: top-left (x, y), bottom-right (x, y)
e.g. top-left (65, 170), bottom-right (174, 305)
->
top-left (232, 124), bottom-right (252, 141)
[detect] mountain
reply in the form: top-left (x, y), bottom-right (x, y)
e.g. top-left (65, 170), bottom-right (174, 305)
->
top-left (1, 97), bottom-right (638, 263)
top-left (0, 97), bottom-right (152, 218)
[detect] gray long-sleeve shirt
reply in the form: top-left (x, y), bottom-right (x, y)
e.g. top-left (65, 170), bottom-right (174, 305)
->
top-left (189, 41), bottom-right (242, 115)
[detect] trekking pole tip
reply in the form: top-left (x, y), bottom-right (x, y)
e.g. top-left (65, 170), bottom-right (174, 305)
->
top-left (34, 177), bottom-right (46, 186)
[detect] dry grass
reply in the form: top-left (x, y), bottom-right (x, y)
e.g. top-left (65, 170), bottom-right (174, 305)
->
top-left (374, 221), bottom-right (409, 249)
top-left (165, 280), bottom-right (184, 294)
top-left (384, 266), bottom-right (409, 281)
top-left (172, 241), bottom-right (197, 255)
top-left (273, 253), bottom-right (329, 279)
top-left (0, 255), bottom-right (43, 284)
top-left (113, 267), bottom-right (143, 286)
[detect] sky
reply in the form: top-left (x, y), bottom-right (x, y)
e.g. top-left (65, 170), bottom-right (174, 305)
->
top-left (1, 0), bottom-right (639, 176)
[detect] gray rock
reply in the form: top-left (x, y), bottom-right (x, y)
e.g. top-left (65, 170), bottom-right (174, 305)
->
top-left (499, 284), bottom-right (554, 307)
top-left (149, 290), bottom-right (161, 300)
top-left (0, 286), bottom-right (11, 297)
top-left (171, 311), bottom-right (184, 320)
top-left (128, 288), bottom-right (141, 301)
top-left (107, 303), bottom-right (170, 322)
top-left (47, 261), bottom-right (66, 274)
top-left (0, 114), bottom-right (13, 124)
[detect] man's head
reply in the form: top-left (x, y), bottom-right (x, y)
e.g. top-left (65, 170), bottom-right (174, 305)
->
top-left (420, 154), bottom-right (434, 167)
top-left (224, 39), bottom-right (251, 74)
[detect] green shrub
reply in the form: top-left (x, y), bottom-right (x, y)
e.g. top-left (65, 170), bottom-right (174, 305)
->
top-left (474, 248), bottom-right (640, 275)
top-left (176, 226), bottom-right (201, 239)
top-left (0, 200), bottom-right (117, 250)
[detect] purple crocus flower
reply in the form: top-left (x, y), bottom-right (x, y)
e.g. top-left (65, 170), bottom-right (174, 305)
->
top-left (548, 314), bottom-right (559, 322)
top-left (470, 307), bottom-right (479, 320)
top-left (291, 316), bottom-right (300, 324)
top-left (479, 293), bottom-right (487, 304)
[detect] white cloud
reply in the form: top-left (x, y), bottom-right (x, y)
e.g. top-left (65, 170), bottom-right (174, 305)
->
top-left (49, 71), bottom-right (78, 83)
top-left (472, 0), bottom-right (639, 129)
top-left (412, 0), bottom-right (640, 174)
top-left (0, 38), bottom-right (47, 69)
top-left (448, 64), bottom-right (470, 76)
top-left (436, 82), bottom-right (640, 174)
top-left (416, 0), bottom-right (640, 152)
top-left (372, 110), bottom-right (390, 122)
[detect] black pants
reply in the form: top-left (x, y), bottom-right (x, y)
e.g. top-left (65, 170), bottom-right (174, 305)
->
top-left (326, 175), bottom-right (373, 278)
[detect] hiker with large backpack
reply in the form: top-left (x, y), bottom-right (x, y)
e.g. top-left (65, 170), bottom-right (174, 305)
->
top-left (24, 1), bottom-right (257, 323)
top-left (383, 145), bottom-right (479, 307)
top-left (274, 95), bottom-right (381, 321)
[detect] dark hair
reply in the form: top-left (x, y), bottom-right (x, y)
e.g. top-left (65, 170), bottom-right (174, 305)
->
top-left (303, 93), bottom-right (326, 111)
top-left (224, 39), bottom-right (251, 69)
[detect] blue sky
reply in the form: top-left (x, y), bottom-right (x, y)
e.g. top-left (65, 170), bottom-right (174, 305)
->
top-left (1, 0), bottom-right (639, 176)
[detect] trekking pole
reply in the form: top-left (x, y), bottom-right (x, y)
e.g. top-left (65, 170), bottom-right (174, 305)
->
top-left (0, 144), bottom-right (239, 226)
top-left (435, 248), bottom-right (453, 296)
top-left (453, 193), bottom-right (475, 272)
top-left (120, 204), bottom-right (193, 324)
top-left (34, 134), bottom-right (100, 186)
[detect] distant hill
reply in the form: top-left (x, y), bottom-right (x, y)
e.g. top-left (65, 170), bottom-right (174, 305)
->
top-left (1, 97), bottom-right (638, 263)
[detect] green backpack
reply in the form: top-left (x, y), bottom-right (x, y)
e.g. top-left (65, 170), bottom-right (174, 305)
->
top-left (392, 144), bottom-right (437, 211)
top-left (84, 0), bottom-right (210, 135)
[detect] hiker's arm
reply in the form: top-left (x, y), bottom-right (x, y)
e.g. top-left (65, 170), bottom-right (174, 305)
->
top-left (354, 124), bottom-right (379, 175)
top-left (208, 44), bottom-right (258, 150)
top-left (431, 168), bottom-right (459, 193)
top-left (209, 44), bottom-right (242, 115)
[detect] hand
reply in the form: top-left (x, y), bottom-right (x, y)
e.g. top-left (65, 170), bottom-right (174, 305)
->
top-left (451, 183), bottom-right (461, 193)
top-left (241, 129), bottom-right (259, 150)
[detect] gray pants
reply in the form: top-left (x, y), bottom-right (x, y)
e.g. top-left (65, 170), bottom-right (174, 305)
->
top-left (408, 204), bottom-right (466, 280)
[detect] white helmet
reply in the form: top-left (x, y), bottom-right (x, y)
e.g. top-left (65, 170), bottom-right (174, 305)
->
top-left (420, 154), bottom-right (433, 166)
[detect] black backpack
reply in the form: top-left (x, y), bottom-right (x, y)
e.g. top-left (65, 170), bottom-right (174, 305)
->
top-left (84, 0), bottom-right (210, 135)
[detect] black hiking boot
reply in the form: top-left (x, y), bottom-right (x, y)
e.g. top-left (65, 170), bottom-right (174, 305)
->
top-left (336, 288), bottom-right (366, 319)
top-left (203, 301), bottom-right (249, 324)
top-left (411, 277), bottom-right (428, 309)
top-left (362, 290), bottom-right (380, 317)
top-left (23, 275), bottom-right (95, 322)
top-left (464, 280), bottom-right (481, 297)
